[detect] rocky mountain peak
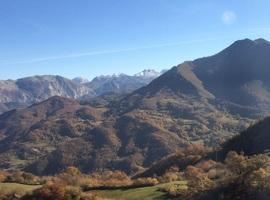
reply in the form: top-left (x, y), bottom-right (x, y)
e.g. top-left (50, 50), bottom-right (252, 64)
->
top-left (134, 69), bottom-right (161, 78)
top-left (72, 77), bottom-right (89, 84)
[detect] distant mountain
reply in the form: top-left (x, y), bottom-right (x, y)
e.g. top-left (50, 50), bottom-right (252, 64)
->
top-left (120, 38), bottom-right (270, 117)
top-left (85, 69), bottom-right (162, 96)
top-left (0, 70), bottom-right (163, 114)
top-left (109, 38), bottom-right (270, 165)
top-left (191, 38), bottom-right (270, 113)
top-left (0, 38), bottom-right (269, 175)
top-left (72, 77), bottom-right (89, 84)
top-left (134, 69), bottom-right (161, 78)
top-left (0, 75), bottom-right (94, 113)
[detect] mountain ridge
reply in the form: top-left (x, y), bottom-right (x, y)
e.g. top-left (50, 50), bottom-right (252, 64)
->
top-left (0, 38), bottom-right (269, 175)
top-left (0, 69), bottom-right (164, 114)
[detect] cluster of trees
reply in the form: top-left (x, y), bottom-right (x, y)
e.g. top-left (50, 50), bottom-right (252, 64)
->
top-left (5, 171), bottom-right (45, 185)
top-left (221, 151), bottom-right (270, 199)
top-left (0, 171), bottom-right (44, 200)
top-left (0, 167), bottom-right (163, 200)
top-left (1, 150), bottom-right (269, 200)
top-left (161, 151), bottom-right (270, 200)
top-left (23, 181), bottom-right (100, 200)
top-left (0, 167), bottom-right (101, 200)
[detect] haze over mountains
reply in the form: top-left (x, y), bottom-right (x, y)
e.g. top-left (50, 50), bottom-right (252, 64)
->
top-left (0, 69), bottom-right (163, 114)
top-left (0, 38), bottom-right (270, 175)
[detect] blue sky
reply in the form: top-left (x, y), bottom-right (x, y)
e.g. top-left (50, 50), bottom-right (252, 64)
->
top-left (1, 0), bottom-right (270, 80)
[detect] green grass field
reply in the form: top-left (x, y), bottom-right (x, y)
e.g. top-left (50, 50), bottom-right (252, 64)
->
top-left (0, 182), bottom-right (42, 192)
top-left (96, 181), bottom-right (187, 200)
top-left (0, 181), bottom-right (187, 200)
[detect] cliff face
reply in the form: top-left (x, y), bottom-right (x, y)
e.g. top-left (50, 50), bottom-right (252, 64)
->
top-left (0, 75), bottom-right (94, 113)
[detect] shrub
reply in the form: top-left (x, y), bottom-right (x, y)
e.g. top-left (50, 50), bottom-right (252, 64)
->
top-left (0, 187), bottom-right (26, 200)
top-left (195, 160), bottom-right (216, 172)
top-left (87, 171), bottom-right (132, 187)
top-left (5, 171), bottom-right (43, 185)
top-left (65, 167), bottom-right (82, 176)
top-left (29, 181), bottom-right (80, 200)
top-left (132, 177), bottom-right (159, 187)
top-left (159, 171), bottom-right (181, 183)
top-left (0, 170), bottom-right (9, 182)
top-left (26, 180), bottom-right (105, 200)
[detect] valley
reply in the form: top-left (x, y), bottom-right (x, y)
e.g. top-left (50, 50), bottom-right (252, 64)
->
top-left (1, 38), bottom-right (270, 200)
top-left (1, 0), bottom-right (270, 199)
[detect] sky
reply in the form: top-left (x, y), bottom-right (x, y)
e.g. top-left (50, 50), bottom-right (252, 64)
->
top-left (1, 0), bottom-right (270, 80)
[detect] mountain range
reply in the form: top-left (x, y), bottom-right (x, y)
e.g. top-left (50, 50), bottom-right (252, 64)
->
top-left (0, 38), bottom-right (269, 175)
top-left (0, 69), bottom-right (163, 114)
top-left (85, 69), bottom-right (164, 96)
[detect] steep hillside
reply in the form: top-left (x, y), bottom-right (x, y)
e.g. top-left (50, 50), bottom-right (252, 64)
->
top-left (123, 38), bottom-right (270, 117)
top-left (0, 96), bottom-right (105, 172)
top-left (192, 38), bottom-right (270, 113)
top-left (222, 117), bottom-right (270, 156)
top-left (0, 96), bottom-right (186, 175)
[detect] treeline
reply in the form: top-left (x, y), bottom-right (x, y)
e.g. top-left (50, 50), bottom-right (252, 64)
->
top-left (1, 149), bottom-right (270, 200)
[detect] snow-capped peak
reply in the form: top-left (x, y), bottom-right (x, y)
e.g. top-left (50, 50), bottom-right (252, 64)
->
top-left (72, 77), bottom-right (89, 84)
top-left (134, 69), bottom-right (161, 78)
